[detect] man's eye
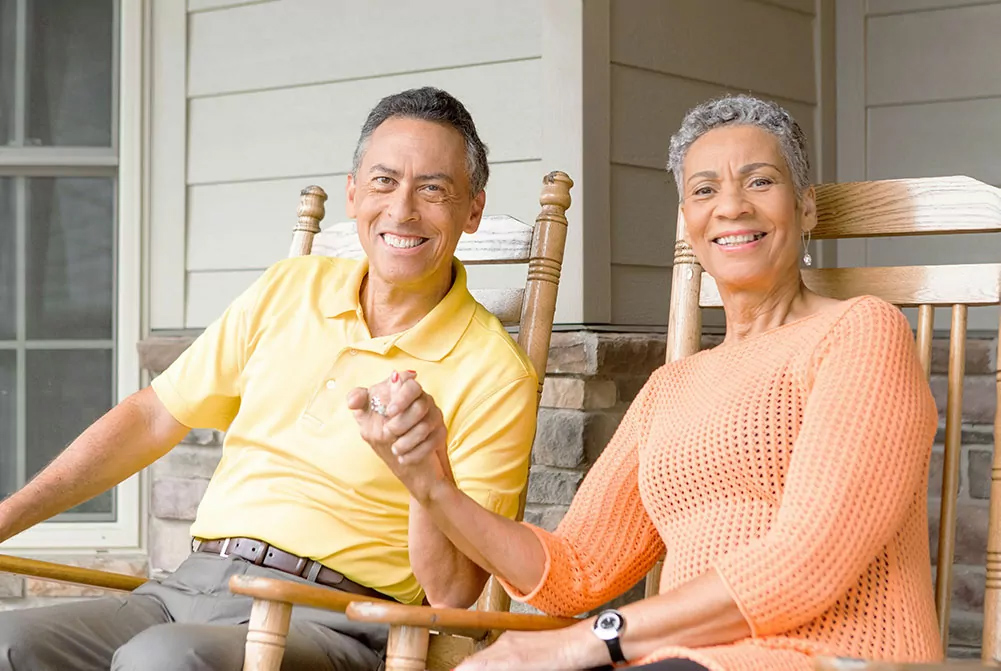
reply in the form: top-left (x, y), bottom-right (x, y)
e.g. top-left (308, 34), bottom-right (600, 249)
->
top-left (423, 184), bottom-right (442, 192)
top-left (373, 176), bottom-right (394, 186)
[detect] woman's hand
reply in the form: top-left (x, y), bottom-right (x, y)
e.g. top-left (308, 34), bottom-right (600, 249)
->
top-left (454, 624), bottom-right (606, 671)
top-left (348, 371), bottom-right (453, 501)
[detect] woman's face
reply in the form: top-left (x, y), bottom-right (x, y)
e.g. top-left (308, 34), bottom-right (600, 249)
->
top-left (680, 124), bottom-right (815, 293)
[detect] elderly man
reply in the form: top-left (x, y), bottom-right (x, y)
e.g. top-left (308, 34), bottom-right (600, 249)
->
top-left (0, 87), bottom-right (538, 671)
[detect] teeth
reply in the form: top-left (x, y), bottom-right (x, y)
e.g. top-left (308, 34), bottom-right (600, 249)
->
top-left (383, 233), bottom-right (426, 249)
top-left (715, 233), bottom-right (763, 246)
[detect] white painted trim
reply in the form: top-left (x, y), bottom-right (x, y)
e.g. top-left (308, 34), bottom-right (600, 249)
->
top-left (541, 0), bottom-right (611, 324)
top-left (149, 0), bottom-right (187, 329)
top-left (835, 0), bottom-right (869, 267)
top-left (1, 0), bottom-right (148, 552)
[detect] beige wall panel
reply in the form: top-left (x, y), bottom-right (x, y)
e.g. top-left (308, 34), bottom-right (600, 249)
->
top-left (867, 3), bottom-right (1001, 105)
top-left (186, 270), bottom-right (262, 328)
top-left (610, 164), bottom-right (676, 268)
top-left (867, 0), bottom-right (997, 15)
top-left (610, 0), bottom-right (816, 104)
top-left (610, 265), bottom-right (671, 325)
top-left (867, 98), bottom-right (1001, 184)
top-left (187, 59), bottom-right (541, 184)
top-left (188, 0), bottom-right (542, 96)
top-left (610, 66), bottom-right (817, 174)
top-left (186, 160), bottom-right (543, 272)
top-left (188, 0), bottom-right (274, 12)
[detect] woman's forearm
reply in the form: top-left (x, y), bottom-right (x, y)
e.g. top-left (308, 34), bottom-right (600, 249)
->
top-left (617, 568), bottom-right (751, 662)
top-left (425, 479), bottom-right (548, 594)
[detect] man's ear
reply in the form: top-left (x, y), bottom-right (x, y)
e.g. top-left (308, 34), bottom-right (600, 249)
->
top-left (463, 190), bottom-right (486, 235)
top-left (345, 173), bottom-right (357, 219)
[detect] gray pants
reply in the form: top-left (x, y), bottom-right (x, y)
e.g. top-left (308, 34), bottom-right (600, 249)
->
top-left (0, 552), bottom-right (387, 671)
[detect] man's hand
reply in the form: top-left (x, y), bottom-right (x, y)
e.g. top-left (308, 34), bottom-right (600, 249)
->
top-left (347, 371), bottom-right (452, 502)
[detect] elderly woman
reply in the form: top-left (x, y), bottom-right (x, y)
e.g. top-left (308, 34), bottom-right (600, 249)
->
top-left (367, 94), bottom-right (940, 671)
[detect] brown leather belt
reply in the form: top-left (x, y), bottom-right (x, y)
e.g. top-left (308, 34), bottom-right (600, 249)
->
top-left (193, 537), bottom-right (386, 601)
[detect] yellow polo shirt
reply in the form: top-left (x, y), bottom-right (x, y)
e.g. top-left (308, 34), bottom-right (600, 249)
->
top-left (151, 256), bottom-right (538, 604)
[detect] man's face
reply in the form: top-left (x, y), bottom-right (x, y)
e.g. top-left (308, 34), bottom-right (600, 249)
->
top-left (346, 117), bottom-right (485, 290)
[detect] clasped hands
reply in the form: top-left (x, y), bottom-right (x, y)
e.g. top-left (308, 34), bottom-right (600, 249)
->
top-left (348, 371), bottom-right (453, 503)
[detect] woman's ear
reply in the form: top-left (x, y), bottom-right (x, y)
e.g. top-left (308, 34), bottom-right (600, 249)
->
top-left (799, 185), bottom-right (818, 233)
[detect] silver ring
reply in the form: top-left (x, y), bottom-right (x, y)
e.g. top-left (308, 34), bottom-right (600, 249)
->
top-left (369, 394), bottom-right (387, 416)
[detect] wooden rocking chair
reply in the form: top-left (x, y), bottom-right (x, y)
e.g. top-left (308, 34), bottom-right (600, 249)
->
top-left (0, 170), bottom-right (574, 671)
top-left (339, 176), bottom-right (1001, 671)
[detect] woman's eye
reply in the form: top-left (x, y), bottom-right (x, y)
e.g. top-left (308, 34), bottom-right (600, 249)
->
top-left (693, 186), bottom-right (713, 196)
top-left (750, 177), bottom-right (773, 187)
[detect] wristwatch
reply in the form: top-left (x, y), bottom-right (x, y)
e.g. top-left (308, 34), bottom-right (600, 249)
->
top-left (592, 609), bottom-right (627, 664)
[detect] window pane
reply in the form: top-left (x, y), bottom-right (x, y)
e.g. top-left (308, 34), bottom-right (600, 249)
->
top-left (0, 0), bottom-right (14, 146)
top-left (25, 0), bottom-right (114, 147)
top-left (0, 351), bottom-right (14, 501)
top-left (0, 178), bottom-right (13, 339)
top-left (26, 349), bottom-right (113, 517)
top-left (26, 177), bottom-right (114, 340)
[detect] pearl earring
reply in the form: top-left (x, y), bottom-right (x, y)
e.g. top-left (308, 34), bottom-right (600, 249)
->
top-left (802, 231), bottom-right (813, 266)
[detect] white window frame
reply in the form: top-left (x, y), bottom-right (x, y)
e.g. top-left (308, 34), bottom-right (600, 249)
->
top-left (0, 0), bottom-right (146, 552)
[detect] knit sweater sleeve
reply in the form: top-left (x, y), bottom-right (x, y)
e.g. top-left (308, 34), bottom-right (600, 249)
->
top-left (499, 381), bottom-right (667, 616)
top-left (712, 297), bottom-right (938, 637)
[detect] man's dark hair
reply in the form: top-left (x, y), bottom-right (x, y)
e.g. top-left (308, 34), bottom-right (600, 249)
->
top-left (351, 87), bottom-right (489, 195)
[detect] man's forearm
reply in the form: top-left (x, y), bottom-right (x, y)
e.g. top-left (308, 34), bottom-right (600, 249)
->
top-left (409, 499), bottom-right (488, 607)
top-left (0, 387), bottom-right (189, 543)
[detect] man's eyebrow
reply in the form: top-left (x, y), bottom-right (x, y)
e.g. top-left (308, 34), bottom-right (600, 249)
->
top-left (416, 172), bottom-right (453, 183)
top-left (368, 164), bottom-right (401, 177)
top-left (686, 170), bottom-right (717, 184)
top-left (739, 162), bottom-right (781, 175)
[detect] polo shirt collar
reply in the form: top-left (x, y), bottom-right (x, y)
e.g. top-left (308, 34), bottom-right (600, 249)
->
top-left (321, 258), bottom-right (477, 362)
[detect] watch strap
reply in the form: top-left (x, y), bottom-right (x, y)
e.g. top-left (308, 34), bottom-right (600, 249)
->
top-left (605, 635), bottom-right (627, 664)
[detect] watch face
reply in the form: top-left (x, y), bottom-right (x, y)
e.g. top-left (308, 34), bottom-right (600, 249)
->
top-left (593, 610), bottom-right (623, 641)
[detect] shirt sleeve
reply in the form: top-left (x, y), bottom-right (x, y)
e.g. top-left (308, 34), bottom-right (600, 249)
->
top-left (498, 380), bottom-right (667, 617)
top-left (446, 374), bottom-right (538, 521)
top-left (712, 297), bottom-right (938, 637)
top-left (150, 265), bottom-right (275, 431)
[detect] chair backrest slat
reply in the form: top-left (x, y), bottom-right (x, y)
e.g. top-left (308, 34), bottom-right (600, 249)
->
top-left (699, 264), bottom-right (1001, 308)
top-left (658, 175), bottom-right (1001, 660)
top-left (813, 176), bottom-right (1001, 239)
top-left (310, 216), bottom-right (534, 265)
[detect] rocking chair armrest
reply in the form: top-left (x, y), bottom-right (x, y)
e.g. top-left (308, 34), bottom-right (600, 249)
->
top-left (227, 575), bottom-right (390, 612)
top-left (345, 600), bottom-right (578, 640)
top-left (0, 553), bottom-right (147, 592)
top-left (814, 657), bottom-right (994, 670)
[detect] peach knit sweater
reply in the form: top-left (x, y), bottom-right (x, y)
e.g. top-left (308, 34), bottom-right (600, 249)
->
top-left (511, 296), bottom-right (942, 670)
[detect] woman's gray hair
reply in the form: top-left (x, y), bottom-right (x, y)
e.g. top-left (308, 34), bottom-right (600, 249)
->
top-left (667, 94), bottom-right (811, 199)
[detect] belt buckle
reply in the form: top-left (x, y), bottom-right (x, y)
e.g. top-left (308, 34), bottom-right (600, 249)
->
top-left (219, 538), bottom-right (232, 558)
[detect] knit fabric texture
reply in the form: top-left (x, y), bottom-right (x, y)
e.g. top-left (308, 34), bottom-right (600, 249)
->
top-left (507, 296), bottom-right (942, 670)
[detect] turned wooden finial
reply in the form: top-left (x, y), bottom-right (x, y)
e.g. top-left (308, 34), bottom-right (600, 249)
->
top-left (288, 185), bottom-right (328, 258)
top-left (297, 186), bottom-right (327, 233)
top-left (540, 171), bottom-right (573, 210)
